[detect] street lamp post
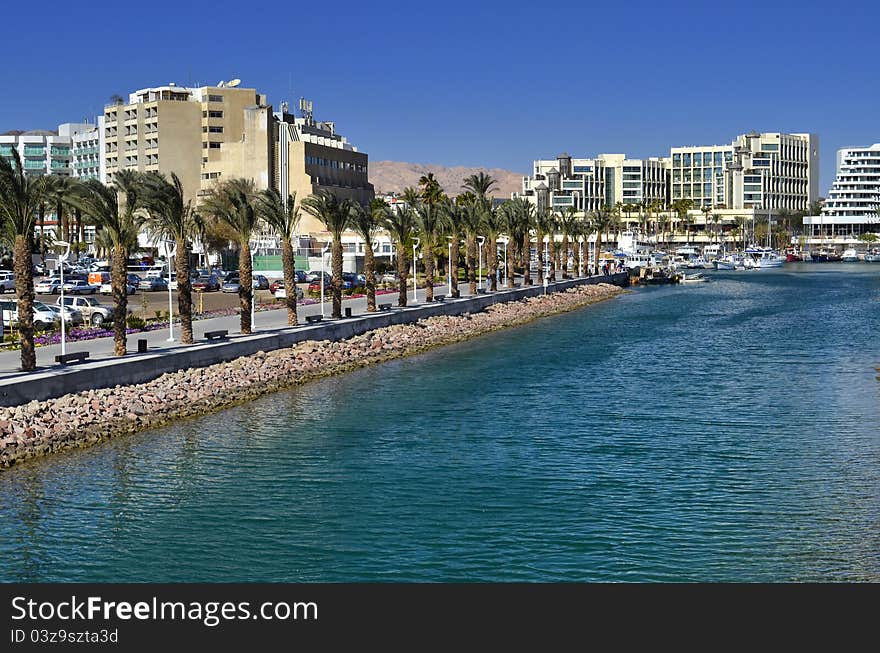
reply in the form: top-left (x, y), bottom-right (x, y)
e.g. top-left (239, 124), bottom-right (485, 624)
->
top-left (320, 242), bottom-right (329, 318)
top-left (447, 236), bottom-right (453, 293)
top-left (544, 237), bottom-right (549, 293)
top-left (162, 240), bottom-right (176, 342)
top-left (55, 241), bottom-right (70, 357)
top-left (412, 237), bottom-right (420, 304)
top-left (477, 236), bottom-right (485, 290)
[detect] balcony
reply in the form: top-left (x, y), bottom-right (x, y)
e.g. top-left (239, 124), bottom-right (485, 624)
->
top-left (50, 148), bottom-right (70, 157)
top-left (24, 160), bottom-right (45, 170)
top-left (23, 147), bottom-right (46, 157)
top-left (0, 146), bottom-right (14, 157)
top-left (50, 160), bottom-right (70, 170)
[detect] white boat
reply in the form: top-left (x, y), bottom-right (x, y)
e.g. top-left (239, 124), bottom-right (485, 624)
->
top-left (841, 248), bottom-right (859, 262)
top-left (624, 253), bottom-right (655, 270)
top-left (680, 272), bottom-right (710, 284)
top-left (745, 246), bottom-right (785, 268)
top-left (714, 255), bottom-right (738, 271)
top-left (864, 249), bottom-right (880, 262)
top-left (686, 255), bottom-right (713, 269)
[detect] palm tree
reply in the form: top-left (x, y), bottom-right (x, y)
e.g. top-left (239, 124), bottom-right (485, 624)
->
top-left (201, 178), bottom-right (261, 333)
top-left (458, 195), bottom-right (483, 294)
top-left (534, 207), bottom-right (557, 284)
top-left (462, 171), bottom-right (497, 200)
top-left (141, 172), bottom-right (203, 342)
top-left (441, 197), bottom-right (464, 297)
top-left (590, 208), bottom-right (618, 275)
top-left (557, 206), bottom-right (579, 278)
top-left (351, 199), bottom-right (384, 312)
top-left (380, 203), bottom-right (415, 307)
top-left (67, 171), bottom-right (144, 355)
top-left (701, 205), bottom-right (711, 243)
top-left (0, 151), bottom-right (55, 370)
top-left (256, 188), bottom-right (301, 326)
top-left (416, 173), bottom-right (445, 302)
top-left (301, 190), bottom-right (352, 319)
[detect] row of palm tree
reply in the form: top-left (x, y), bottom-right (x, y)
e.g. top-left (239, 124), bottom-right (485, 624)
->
top-left (2, 154), bottom-right (628, 373)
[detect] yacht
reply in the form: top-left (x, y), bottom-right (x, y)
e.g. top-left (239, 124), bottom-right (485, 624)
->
top-left (864, 248), bottom-right (880, 262)
top-left (714, 254), bottom-right (738, 271)
top-left (841, 248), bottom-right (860, 262)
top-left (745, 246), bottom-right (785, 268)
top-left (624, 253), bottom-right (655, 270)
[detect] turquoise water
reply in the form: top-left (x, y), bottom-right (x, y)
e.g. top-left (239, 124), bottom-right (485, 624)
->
top-left (1, 264), bottom-right (879, 582)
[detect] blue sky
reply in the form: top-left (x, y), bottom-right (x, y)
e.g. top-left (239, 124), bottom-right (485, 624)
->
top-left (3, 0), bottom-right (875, 192)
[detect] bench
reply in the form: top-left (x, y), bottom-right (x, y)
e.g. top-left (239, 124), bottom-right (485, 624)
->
top-left (434, 294), bottom-right (445, 302)
top-left (305, 315), bottom-right (323, 324)
top-left (205, 329), bottom-right (228, 341)
top-left (476, 288), bottom-right (486, 295)
top-left (378, 303), bottom-right (392, 311)
top-left (55, 351), bottom-right (89, 365)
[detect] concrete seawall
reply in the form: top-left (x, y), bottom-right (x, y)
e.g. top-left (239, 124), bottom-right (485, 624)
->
top-left (0, 274), bottom-right (627, 407)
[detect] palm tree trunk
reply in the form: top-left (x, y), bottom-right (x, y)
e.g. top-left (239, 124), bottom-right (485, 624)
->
top-left (175, 238), bottom-right (194, 343)
top-left (281, 237), bottom-right (297, 325)
top-left (364, 244), bottom-right (376, 312)
top-left (450, 232), bottom-right (460, 298)
top-left (488, 237), bottom-right (498, 291)
top-left (239, 241), bottom-right (253, 334)
top-left (331, 235), bottom-right (343, 318)
top-left (466, 234), bottom-right (477, 294)
top-left (77, 209), bottom-right (85, 251)
top-left (111, 244), bottom-right (128, 356)
top-left (572, 239), bottom-right (580, 276)
top-left (38, 204), bottom-right (47, 269)
top-left (522, 233), bottom-right (531, 286)
top-left (595, 233), bottom-right (603, 275)
top-left (561, 235), bottom-right (569, 278)
top-left (13, 235), bottom-right (36, 371)
top-left (397, 240), bottom-right (408, 307)
top-left (424, 243), bottom-right (435, 302)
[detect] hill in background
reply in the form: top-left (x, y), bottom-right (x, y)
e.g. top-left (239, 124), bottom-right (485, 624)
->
top-left (370, 161), bottom-right (524, 198)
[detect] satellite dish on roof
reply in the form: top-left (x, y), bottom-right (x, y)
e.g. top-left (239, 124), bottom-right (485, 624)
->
top-left (227, 79), bottom-right (241, 88)
top-left (217, 80), bottom-right (225, 87)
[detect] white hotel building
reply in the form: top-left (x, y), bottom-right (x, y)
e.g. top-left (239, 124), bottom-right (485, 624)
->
top-left (803, 144), bottom-right (880, 244)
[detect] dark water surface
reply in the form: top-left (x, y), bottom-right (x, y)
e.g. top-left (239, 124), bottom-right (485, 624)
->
top-left (2, 264), bottom-right (879, 581)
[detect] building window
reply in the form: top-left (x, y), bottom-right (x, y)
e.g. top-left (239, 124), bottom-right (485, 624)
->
top-left (208, 126), bottom-right (223, 133)
top-left (208, 94), bottom-right (224, 103)
top-left (209, 142), bottom-right (221, 149)
top-left (209, 110), bottom-right (223, 118)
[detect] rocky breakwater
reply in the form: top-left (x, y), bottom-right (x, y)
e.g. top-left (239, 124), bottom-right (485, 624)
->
top-left (0, 283), bottom-right (622, 469)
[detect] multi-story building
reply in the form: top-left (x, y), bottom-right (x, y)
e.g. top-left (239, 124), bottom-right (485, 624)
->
top-left (60, 121), bottom-right (105, 182)
top-left (671, 132), bottom-right (819, 214)
top-left (275, 99), bottom-right (373, 235)
top-left (0, 129), bottom-right (73, 178)
top-left (103, 82), bottom-right (272, 203)
top-left (520, 153), bottom-right (667, 216)
top-left (803, 144), bottom-right (880, 243)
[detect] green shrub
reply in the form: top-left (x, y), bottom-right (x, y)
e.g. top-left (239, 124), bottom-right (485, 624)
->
top-left (127, 316), bottom-right (146, 330)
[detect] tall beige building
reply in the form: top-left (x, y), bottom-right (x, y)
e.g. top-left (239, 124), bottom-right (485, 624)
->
top-left (103, 82), bottom-right (272, 204)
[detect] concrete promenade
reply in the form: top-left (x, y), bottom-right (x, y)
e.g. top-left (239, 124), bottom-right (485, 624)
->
top-left (0, 274), bottom-right (627, 406)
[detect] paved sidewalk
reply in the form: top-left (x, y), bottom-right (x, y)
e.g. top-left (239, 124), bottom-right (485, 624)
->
top-left (0, 282), bottom-right (481, 376)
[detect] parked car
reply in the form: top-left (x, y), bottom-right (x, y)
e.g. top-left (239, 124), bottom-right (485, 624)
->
top-left (192, 274), bottom-right (220, 292)
top-left (138, 277), bottom-right (169, 292)
top-left (35, 278), bottom-right (62, 294)
top-left (57, 296), bottom-right (113, 327)
top-left (62, 280), bottom-right (98, 295)
top-left (221, 275), bottom-right (241, 293)
top-left (379, 271), bottom-right (399, 283)
top-left (273, 286), bottom-right (304, 301)
top-left (295, 270), bottom-right (308, 284)
top-left (0, 299), bottom-right (61, 330)
top-left (308, 278), bottom-right (333, 293)
top-left (100, 281), bottom-right (138, 295)
top-left (305, 271), bottom-right (331, 283)
top-left (253, 274), bottom-right (269, 290)
top-left (0, 272), bottom-right (15, 293)
top-left (44, 303), bottom-right (84, 326)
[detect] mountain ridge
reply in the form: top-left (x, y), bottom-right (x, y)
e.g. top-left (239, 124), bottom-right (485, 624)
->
top-left (369, 160), bottom-right (524, 198)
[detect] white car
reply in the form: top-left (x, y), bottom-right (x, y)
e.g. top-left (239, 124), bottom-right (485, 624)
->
top-left (0, 299), bottom-right (61, 331)
top-left (62, 280), bottom-right (98, 294)
top-left (274, 286), bottom-right (304, 300)
top-left (100, 282), bottom-right (137, 295)
top-left (0, 272), bottom-right (15, 293)
top-left (35, 278), bottom-right (63, 294)
top-left (57, 296), bottom-right (113, 327)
